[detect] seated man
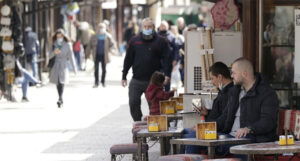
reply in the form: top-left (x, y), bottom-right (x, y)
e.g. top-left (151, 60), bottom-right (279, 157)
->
top-left (215, 58), bottom-right (279, 156)
top-left (183, 62), bottom-right (233, 153)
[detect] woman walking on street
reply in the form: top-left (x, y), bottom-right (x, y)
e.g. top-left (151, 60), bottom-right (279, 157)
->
top-left (49, 29), bottom-right (77, 108)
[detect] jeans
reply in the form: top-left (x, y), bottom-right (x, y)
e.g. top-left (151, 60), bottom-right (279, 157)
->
top-left (20, 68), bottom-right (39, 98)
top-left (181, 128), bottom-right (202, 154)
top-left (128, 78), bottom-right (149, 121)
top-left (74, 51), bottom-right (81, 70)
top-left (28, 53), bottom-right (39, 79)
top-left (94, 54), bottom-right (106, 85)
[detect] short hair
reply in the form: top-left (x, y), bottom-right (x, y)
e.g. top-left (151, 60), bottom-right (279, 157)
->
top-left (209, 62), bottom-right (231, 79)
top-left (150, 71), bottom-right (165, 86)
top-left (98, 23), bottom-right (106, 29)
top-left (142, 17), bottom-right (154, 25)
top-left (160, 20), bottom-right (169, 30)
top-left (232, 57), bottom-right (254, 75)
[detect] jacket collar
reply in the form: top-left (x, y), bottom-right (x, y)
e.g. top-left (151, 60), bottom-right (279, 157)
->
top-left (244, 73), bottom-right (264, 97)
top-left (220, 82), bottom-right (234, 94)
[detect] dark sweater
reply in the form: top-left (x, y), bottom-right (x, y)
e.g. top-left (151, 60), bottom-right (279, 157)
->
top-left (122, 32), bottom-right (171, 81)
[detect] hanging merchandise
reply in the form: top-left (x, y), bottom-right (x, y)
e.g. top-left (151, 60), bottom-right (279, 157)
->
top-left (2, 39), bottom-right (14, 53)
top-left (5, 69), bottom-right (14, 85)
top-left (0, 16), bottom-right (11, 25)
top-left (0, 5), bottom-right (11, 16)
top-left (61, 2), bottom-right (80, 16)
top-left (211, 0), bottom-right (239, 30)
top-left (0, 27), bottom-right (12, 37)
top-left (3, 54), bottom-right (15, 70)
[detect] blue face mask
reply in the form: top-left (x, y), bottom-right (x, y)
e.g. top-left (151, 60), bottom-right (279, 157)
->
top-left (142, 29), bottom-right (153, 36)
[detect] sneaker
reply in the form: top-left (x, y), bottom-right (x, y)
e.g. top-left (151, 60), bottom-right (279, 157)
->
top-left (22, 97), bottom-right (29, 102)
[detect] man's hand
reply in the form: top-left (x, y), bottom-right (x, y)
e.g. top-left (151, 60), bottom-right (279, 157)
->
top-left (164, 76), bottom-right (170, 85)
top-left (193, 106), bottom-right (208, 116)
top-left (121, 80), bottom-right (127, 87)
top-left (235, 127), bottom-right (251, 138)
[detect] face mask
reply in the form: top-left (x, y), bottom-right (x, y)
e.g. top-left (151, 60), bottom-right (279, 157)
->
top-left (218, 82), bottom-right (224, 90)
top-left (57, 38), bottom-right (63, 44)
top-left (159, 30), bottom-right (167, 35)
top-left (99, 29), bottom-right (105, 34)
top-left (142, 29), bottom-right (153, 36)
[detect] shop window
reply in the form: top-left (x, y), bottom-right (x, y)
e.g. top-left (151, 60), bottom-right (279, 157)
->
top-left (261, 3), bottom-right (300, 108)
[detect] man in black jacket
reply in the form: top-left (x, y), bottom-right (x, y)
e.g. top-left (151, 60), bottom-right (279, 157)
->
top-left (122, 18), bottom-right (171, 121)
top-left (183, 62), bottom-right (233, 154)
top-left (217, 57), bottom-right (279, 143)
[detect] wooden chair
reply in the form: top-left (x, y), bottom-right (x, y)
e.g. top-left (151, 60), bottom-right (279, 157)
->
top-left (110, 143), bottom-right (148, 161)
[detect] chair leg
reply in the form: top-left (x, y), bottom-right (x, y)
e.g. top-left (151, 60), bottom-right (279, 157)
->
top-left (111, 154), bottom-right (116, 161)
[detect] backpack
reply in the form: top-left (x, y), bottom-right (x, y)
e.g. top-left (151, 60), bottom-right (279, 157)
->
top-left (73, 41), bottom-right (81, 52)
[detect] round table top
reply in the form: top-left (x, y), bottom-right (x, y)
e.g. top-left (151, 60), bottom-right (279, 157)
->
top-left (230, 141), bottom-right (300, 155)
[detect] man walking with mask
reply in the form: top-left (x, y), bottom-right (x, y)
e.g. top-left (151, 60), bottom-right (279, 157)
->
top-left (122, 18), bottom-right (171, 121)
top-left (91, 23), bottom-right (116, 88)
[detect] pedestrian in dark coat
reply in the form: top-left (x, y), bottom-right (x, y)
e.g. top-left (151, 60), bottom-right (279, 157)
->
top-left (145, 71), bottom-right (175, 115)
top-left (122, 17), bottom-right (172, 121)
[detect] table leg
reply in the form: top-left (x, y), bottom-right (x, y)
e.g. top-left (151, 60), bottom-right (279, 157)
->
top-left (207, 146), bottom-right (215, 159)
top-left (171, 143), bottom-right (177, 154)
top-left (137, 137), bottom-right (142, 161)
top-left (159, 137), bottom-right (166, 156)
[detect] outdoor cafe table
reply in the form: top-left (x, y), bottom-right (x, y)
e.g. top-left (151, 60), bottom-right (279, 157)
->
top-left (170, 138), bottom-right (252, 159)
top-left (137, 128), bottom-right (184, 161)
top-left (230, 141), bottom-right (300, 161)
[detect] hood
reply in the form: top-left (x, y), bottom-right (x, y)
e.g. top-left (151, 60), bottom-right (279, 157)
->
top-left (146, 84), bottom-right (163, 100)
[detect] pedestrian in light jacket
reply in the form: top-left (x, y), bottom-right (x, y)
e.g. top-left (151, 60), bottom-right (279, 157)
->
top-left (49, 29), bottom-right (77, 108)
top-left (90, 23), bottom-right (117, 87)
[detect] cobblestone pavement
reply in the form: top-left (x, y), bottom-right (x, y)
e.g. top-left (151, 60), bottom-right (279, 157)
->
top-left (0, 55), bottom-right (162, 161)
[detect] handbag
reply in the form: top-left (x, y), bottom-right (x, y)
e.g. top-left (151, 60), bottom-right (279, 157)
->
top-left (48, 56), bottom-right (56, 68)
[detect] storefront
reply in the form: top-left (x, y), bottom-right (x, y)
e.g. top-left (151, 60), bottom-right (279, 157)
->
top-left (0, 0), bottom-right (23, 101)
top-left (207, 0), bottom-right (300, 108)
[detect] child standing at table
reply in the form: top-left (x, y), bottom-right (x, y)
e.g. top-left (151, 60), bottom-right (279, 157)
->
top-left (145, 71), bottom-right (176, 115)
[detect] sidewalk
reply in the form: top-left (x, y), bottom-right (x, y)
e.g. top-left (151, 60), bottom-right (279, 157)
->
top-left (0, 55), bottom-right (164, 161)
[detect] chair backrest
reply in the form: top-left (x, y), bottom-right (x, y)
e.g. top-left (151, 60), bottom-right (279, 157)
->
top-left (277, 109), bottom-right (300, 140)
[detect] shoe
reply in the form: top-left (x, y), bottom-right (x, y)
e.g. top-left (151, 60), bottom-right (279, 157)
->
top-left (22, 97), bottom-right (29, 102)
top-left (101, 83), bottom-right (106, 87)
top-left (93, 84), bottom-right (99, 88)
top-left (57, 100), bottom-right (63, 108)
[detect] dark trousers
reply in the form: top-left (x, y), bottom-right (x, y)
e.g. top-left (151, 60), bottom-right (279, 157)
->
top-left (129, 78), bottom-right (149, 121)
top-left (94, 54), bottom-right (106, 85)
top-left (56, 83), bottom-right (64, 101)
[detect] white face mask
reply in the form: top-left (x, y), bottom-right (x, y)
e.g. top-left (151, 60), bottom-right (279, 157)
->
top-left (99, 29), bottom-right (105, 34)
top-left (57, 38), bottom-right (63, 44)
top-left (218, 82), bottom-right (224, 90)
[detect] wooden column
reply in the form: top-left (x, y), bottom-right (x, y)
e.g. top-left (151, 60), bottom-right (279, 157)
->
top-left (116, 0), bottom-right (123, 46)
top-left (242, 0), bottom-right (260, 72)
